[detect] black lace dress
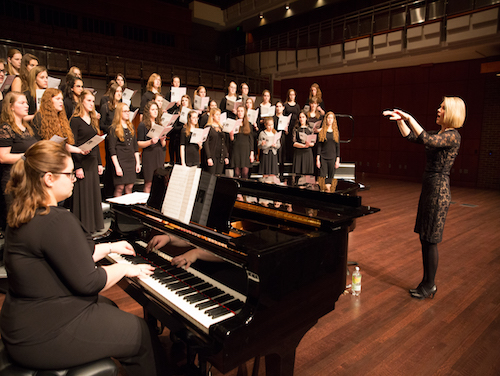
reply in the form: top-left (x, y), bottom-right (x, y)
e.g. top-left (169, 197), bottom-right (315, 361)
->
top-left (406, 129), bottom-right (461, 243)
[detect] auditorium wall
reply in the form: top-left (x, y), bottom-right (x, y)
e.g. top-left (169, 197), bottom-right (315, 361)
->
top-left (279, 57), bottom-right (500, 189)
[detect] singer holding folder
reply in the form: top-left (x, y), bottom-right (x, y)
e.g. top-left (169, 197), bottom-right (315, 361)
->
top-left (69, 90), bottom-right (104, 233)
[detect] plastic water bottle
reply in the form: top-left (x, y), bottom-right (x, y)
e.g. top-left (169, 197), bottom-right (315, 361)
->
top-left (352, 266), bottom-right (361, 296)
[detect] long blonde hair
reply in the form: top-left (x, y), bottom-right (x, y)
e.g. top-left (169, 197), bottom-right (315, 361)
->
top-left (0, 92), bottom-right (34, 136)
top-left (37, 88), bottom-right (75, 144)
top-left (110, 103), bottom-right (134, 142)
top-left (71, 90), bottom-right (100, 134)
top-left (206, 108), bottom-right (221, 132)
top-left (6, 141), bottom-right (71, 228)
top-left (318, 111), bottom-right (339, 143)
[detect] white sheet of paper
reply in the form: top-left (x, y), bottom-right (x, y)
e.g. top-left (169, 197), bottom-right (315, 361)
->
top-left (162, 100), bottom-right (176, 112)
top-left (160, 113), bottom-right (179, 127)
top-left (50, 135), bottom-right (67, 143)
top-left (277, 114), bottom-right (291, 131)
top-left (194, 95), bottom-right (210, 111)
top-left (260, 105), bottom-right (275, 118)
top-left (161, 165), bottom-right (201, 224)
top-left (179, 107), bottom-right (190, 124)
top-left (122, 98), bottom-right (131, 107)
top-left (130, 109), bottom-right (139, 122)
top-left (222, 118), bottom-right (236, 133)
top-left (233, 119), bottom-right (242, 134)
top-left (309, 120), bottom-right (322, 131)
top-left (47, 76), bottom-right (61, 89)
top-left (36, 89), bottom-right (45, 111)
top-left (190, 127), bottom-right (210, 144)
top-left (306, 134), bottom-right (317, 144)
top-left (122, 88), bottom-right (136, 102)
top-left (220, 112), bottom-right (227, 124)
top-left (78, 134), bottom-right (106, 152)
top-left (107, 192), bottom-right (150, 205)
top-left (147, 124), bottom-right (173, 138)
top-left (170, 87), bottom-right (186, 103)
top-left (247, 109), bottom-right (258, 125)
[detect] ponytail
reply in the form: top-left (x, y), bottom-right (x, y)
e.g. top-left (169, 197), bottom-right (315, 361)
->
top-left (6, 141), bottom-right (70, 228)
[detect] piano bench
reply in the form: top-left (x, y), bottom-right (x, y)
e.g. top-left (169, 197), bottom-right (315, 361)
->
top-left (0, 339), bottom-right (118, 376)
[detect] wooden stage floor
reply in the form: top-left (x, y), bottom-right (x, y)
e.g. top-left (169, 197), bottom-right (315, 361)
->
top-left (1, 176), bottom-right (500, 375)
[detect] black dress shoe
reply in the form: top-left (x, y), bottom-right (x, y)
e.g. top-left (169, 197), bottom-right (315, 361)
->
top-left (409, 284), bottom-right (422, 295)
top-left (410, 285), bottom-right (437, 299)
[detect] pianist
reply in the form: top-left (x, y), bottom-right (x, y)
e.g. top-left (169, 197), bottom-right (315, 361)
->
top-left (0, 141), bottom-right (169, 375)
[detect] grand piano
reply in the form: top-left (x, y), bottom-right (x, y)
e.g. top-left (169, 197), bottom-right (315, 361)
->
top-left (98, 168), bottom-right (379, 375)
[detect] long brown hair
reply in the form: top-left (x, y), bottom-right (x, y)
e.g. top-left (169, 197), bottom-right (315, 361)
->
top-left (318, 111), bottom-right (339, 143)
top-left (185, 110), bottom-right (199, 137)
top-left (309, 83), bottom-right (322, 102)
top-left (37, 88), bottom-right (74, 144)
top-left (0, 92), bottom-right (34, 136)
top-left (7, 48), bottom-right (21, 75)
top-left (110, 103), bottom-right (134, 142)
top-left (19, 53), bottom-right (38, 92)
top-left (107, 83), bottom-right (121, 111)
top-left (71, 90), bottom-right (100, 134)
top-left (6, 141), bottom-right (71, 228)
top-left (142, 101), bottom-right (158, 130)
top-left (28, 65), bottom-right (47, 98)
top-left (238, 106), bottom-right (251, 135)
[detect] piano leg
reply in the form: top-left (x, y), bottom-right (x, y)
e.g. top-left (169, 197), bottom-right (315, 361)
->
top-left (265, 350), bottom-right (296, 376)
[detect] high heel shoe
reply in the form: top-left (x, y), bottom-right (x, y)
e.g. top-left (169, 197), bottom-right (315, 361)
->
top-left (409, 284), bottom-right (422, 295)
top-left (410, 285), bottom-right (437, 299)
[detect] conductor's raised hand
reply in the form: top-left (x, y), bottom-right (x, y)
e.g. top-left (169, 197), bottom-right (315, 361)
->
top-left (382, 109), bottom-right (402, 120)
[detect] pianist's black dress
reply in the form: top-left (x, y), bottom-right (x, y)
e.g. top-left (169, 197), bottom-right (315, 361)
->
top-left (0, 207), bottom-right (163, 375)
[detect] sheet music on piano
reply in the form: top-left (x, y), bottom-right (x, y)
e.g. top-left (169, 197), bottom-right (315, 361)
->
top-left (161, 165), bottom-right (202, 224)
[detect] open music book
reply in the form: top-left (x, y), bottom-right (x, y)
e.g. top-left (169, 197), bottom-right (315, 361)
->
top-left (170, 87), bottom-right (187, 103)
top-left (147, 124), bottom-right (173, 139)
top-left (247, 109), bottom-right (258, 125)
top-left (78, 134), bottom-right (106, 152)
top-left (277, 114), bottom-right (292, 131)
top-left (161, 165), bottom-right (217, 226)
top-left (194, 95), bottom-right (210, 111)
top-left (190, 127), bottom-right (210, 144)
top-left (47, 76), bottom-right (61, 89)
top-left (160, 113), bottom-right (179, 127)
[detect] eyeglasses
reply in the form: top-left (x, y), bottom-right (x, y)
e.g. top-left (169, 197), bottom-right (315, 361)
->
top-left (55, 171), bottom-right (76, 180)
top-left (0, 69), bottom-right (5, 73)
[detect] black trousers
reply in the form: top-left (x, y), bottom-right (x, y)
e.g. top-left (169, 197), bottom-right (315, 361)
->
top-left (319, 157), bottom-right (336, 184)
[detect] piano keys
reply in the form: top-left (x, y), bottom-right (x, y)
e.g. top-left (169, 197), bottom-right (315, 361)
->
top-left (107, 240), bottom-right (246, 334)
top-left (98, 169), bottom-right (379, 375)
